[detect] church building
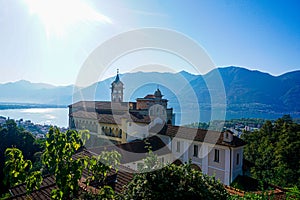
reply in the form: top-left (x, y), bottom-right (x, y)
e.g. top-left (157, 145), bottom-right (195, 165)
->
top-left (68, 71), bottom-right (175, 143)
top-left (68, 71), bottom-right (246, 185)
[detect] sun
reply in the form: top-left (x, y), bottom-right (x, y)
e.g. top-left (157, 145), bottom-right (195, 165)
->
top-left (23, 0), bottom-right (112, 38)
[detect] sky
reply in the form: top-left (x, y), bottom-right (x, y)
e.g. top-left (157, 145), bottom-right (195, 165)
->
top-left (0, 0), bottom-right (299, 86)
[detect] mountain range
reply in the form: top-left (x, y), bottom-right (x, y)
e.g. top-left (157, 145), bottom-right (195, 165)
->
top-left (0, 66), bottom-right (299, 123)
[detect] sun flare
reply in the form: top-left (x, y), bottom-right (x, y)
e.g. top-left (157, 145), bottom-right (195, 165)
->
top-left (23, 0), bottom-right (112, 38)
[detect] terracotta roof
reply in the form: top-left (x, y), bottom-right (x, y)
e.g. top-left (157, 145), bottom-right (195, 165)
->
top-left (87, 136), bottom-right (171, 164)
top-left (153, 125), bottom-right (246, 147)
top-left (70, 110), bottom-right (151, 124)
top-left (224, 184), bottom-right (287, 199)
top-left (139, 94), bottom-right (156, 99)
top-left (69, 101), bottom-right (135, 111)
top-left (70, 110), bottom-right (98, 120)
top-left (8, 175), bottom-right (57, 200)
top-left (113, 165), bottom-right (134, 193)
top-left (98, 112), bottom-right (151, 124)
top-left (224, 185), bottom-right (246, 197)
top-left (71, 149), bottom-right (135, 193)
top-left (98, 113), bottom-right (121, 124)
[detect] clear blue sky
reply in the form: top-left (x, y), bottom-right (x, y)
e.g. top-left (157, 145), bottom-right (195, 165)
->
top-left (0, 0), bottom-right (299, 85)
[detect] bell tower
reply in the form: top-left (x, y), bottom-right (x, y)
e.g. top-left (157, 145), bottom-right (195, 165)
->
top-left (111, 69), bottom-right (124, 102)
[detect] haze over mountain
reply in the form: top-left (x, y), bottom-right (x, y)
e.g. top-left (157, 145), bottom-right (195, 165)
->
top-left (0, 80), bottom-right (73, 105)
top-left (1, 67), bottom-right (299, 123)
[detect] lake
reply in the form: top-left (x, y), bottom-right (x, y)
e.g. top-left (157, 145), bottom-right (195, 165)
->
top-left (0, 108), bottom-right (69, 128)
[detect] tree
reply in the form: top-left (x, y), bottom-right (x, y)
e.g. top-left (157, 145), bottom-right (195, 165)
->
top-left (83, 150), bottom-right (120, 200)
top-left (242, 115), bottom-right (300, 188)
top-left (3, 127), bottom-right (121, 199)
top-left (3, 147), bottom-right (42, 194)
top-left (42, 127), bottom-right (121, 199)
top-left (42, 127), bottom-right (88, 199)
top-left (3, 148), bottom-right (32, 187)
top-left (120, 145), bottom-right (228, 200)
top-left (121, 162), bottom-right (228, 200)
top-left (0, 120), bottom-right (43, 194)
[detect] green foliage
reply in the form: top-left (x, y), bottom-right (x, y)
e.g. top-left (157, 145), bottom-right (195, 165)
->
top-left (42, 127), bottom-right (121, 199)
top-left (137, 139), bottom-right (164, 173)
top-left (229, 192), bottom-right (272, 200)
top-left (25, 171), bottom-right (43, 194)
top-left (98, 185), bottom-right (116, 200)
top-left (242, 115), bottom-right (300, 188)
top-left (78, 129), bottom-right (90, 146)
top-left (3, 148), bottom-right (32, 187)
top-left (120, 139), bottom-right (228, 199)
top-left (0, 192), bottom-right (11, 199)
top-left (3, 148), bottom-right (42, 194)
top-left (86, 150), bottom-right (121, 186)
top-left (286, 186), bottom-right (300, 199)
top-left (80, 185), bottom-right (115, 200)
top-left (42, 127), bottom-right (86, 199)
top-left (2, 122), bottom-right (121, 199)
top-left (82, 150), bottom-right (120, 200)
top-left (121, 162), bottom-right (229, 200)
top-left (0, 120), bottom-right (43, 193)
top-left (185, 118), bottom-right (268, 131)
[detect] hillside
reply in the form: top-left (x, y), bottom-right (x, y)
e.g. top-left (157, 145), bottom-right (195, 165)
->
top-left (1, 67), bottom-right (299, 123)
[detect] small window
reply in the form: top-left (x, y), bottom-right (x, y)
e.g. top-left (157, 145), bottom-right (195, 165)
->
top-left (214, 149), bottom-right (219, 162)
top-left (119, 129), bottom-right (122, 138)
top-left (176, 141), bottom-right (180, 152)
top-left (193, 145), bottom-right (198, 157)
top-left (236, 153), bottom-right (240, 165)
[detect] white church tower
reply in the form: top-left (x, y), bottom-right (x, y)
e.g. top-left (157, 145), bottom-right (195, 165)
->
top-left (111, 69), bottom-right (124, 102)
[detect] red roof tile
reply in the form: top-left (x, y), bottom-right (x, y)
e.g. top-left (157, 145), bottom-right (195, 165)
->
top-left (70, 110), bottom-right (151, 124)
top-left (9, 175), bottom-right (57, 200)
top-left (87, 136), bottom-right (171, 164)
top-left (153, 125), bottom-right (246, 147)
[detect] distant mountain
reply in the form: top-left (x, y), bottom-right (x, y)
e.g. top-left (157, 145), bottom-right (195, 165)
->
top-left (1, 67), bottom-right (299, 123)
top-left (186, 67), bottom-right (300, 120)
top-left (0, 80), bottom-right (73, 105)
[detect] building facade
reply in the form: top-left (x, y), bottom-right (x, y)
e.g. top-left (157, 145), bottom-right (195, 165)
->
top-left (68, 72), bottom-right (174, 143)
top-left (156, 126), bottom-right (245, 185)
top-left (68, 71), bottom-right (246, 185)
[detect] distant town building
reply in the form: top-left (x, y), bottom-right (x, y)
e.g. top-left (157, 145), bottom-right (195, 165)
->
top-left (0, 116), bottom-right (6, 126)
